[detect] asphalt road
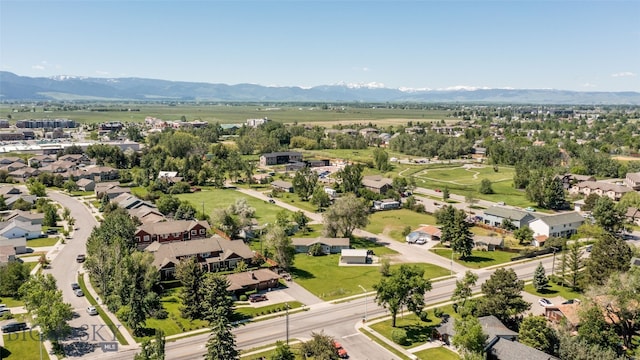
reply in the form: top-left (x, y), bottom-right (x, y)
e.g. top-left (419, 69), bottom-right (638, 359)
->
top-left (44, 191), bottom-right (110, 356)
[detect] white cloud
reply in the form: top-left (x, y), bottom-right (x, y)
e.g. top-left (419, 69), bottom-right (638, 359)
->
top-left (582, 82), bottom-right (597, 88)
top-left (95, 70), bottom-right (110, 76)
top-left (31, 65), bottom-right (45, 70)
top-left (611, 72), bottom-right (637, 77)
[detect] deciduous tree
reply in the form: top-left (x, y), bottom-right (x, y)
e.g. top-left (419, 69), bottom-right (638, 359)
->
top-left (322, 194), bottom-right (369, 238)
top-left (451, 270), bottom-right (478, 312)
top-left (452, 316), bottom-right (488, 355)
top-left (292, 167), bottom-right (318, 201)
top-left (264, 225), bottom-right (295, 270)
top-left (584, 233), bottom-right (632, 286)
top-left (592, 196), bottom-right (625, 233)
top-left (518, 315), bottom-right (558, 355)
top-left (373, 264), bottom-right (432, 327)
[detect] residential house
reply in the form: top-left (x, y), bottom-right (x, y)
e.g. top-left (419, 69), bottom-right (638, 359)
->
top-left (5, 210), bottom-right (44, 225)
top-left (57, 153), bottom-right (92, 166)
top-left (40, 160), bottom-right (77, 174)
top-left (259, 151), bottom-right (303, 166)
top-left (0, 157), bottom-right (25, 166)
top-left (359, 127), bottom-right (379, 137)
top-left (532, 235), bottom-right (549, 248)
top-left (9, 167), bottom-right (40, 181)
top-left (134, 220), bottom-right (210, 248)
top-left (94, 182), bottom-right (120, 197)
top-left (436, 315), bottom-right (518, 345)
top-left (5, 194), bottom-right (37, 208)
top-left (482, 206), bottom-right (537, 229)
top-left (146, 236), bottom-right (254, 278)
top-left (545, 303), bottom-right (581, 331)
top-left (625, 172), bottom-right (640, 190)
top-left (291, 237), bottom-right (350, 254)
top-left (0, 186), bottom-right (21, 198)
top-left (573, 199), bottom-right (585, 212)
top-left (112, 193), bottom-right (153, 210)
top-left (271, 180), bottom-right (294, 193)
top-left (485, 336), bottom-right (559, 360)
top-left (285, 162), bottom-right (306, 172)
top-left (28, 155), bottom-right (56, 168)
top-left (157, 171), bottom-right (183, 184)
top-left (81, 166), bottom-right (120, 182)
top-left (362, 175), bottom-right (393, 194)
top-left (625, 207), bottom-right (640, 227)
top-left (569, 181), bottom-right (632, 201)
top-left (76, 178), bottom-right (95, 192)
top-left (405, 225), bottom-right (441, 244)
top-left (528, 212), bottom-right (584, 238)
top-left (95, 183), bottom-right (130, 200)
top-left (556, 174), bottom-right (596, 190)
top-left (473, 235), bottom-right (504, 251)
top-left (226, 268), bottom-right (281, 294)
top-left (128, 205), bottom-right (166, 225)
top-left (0, 220), bottom-right (42, 240)
top-left (0, 245), bottom-right (16, 265)
top-left (0, 162), bottom-right (27, 172)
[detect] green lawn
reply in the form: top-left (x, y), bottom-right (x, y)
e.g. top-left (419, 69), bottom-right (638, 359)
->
top-left (524, 282), bottom-right (585, 302)
top-left (350, 236), bottom-right (398, 256)
top-left (1, 333), bottom-right (49, 360)
top-left (26, 237), bottom-right (60, 248)
top-left (241, 342), bottom-right (304, 359)
top-left (414, 346), bottom-right (460, 360)
top-left (365, 209), bottom-right (437, 242)
top-left (141, 288), bottom-right (208, 340)
top-left (430, 248), bottom-right (515, 269)
top-left (274, 192), bottom-right (318, 213)
top-left (235, 301), bottom-right (303, 318)
top-left (0, 297), bottom-right (24, 308)
top-left (291, 254), bottom-right (448, 301)
top-left (78, 275), bottom-right (128, 345)
top-left (175, 188), bottom-right (292, 225)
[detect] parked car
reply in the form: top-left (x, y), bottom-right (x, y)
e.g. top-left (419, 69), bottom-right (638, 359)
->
top-left (0, 308), bottom-right (10, 316)
top-left (1, 322), bottom-right (27, 333)
top-left (74, 289), bottom-right (84, 297)
top-left (562, 299), bottom-right (581, 305)
top-left (86, 306), bottom-right (98, 316)
top-left (525, 207), bottom-right (536, 212)
top-left (538, 298), bottom-right (552, 307)
top-left (248, 294), bottom-right (267, 303)
top-left (268, 199), bottom-right (276, 204)
top-left (333, 341), bottom-right (349, 358)
top-left (76, 254), bottom-right (86, 263)
top-left (71, 283), bottom-right (80, 290)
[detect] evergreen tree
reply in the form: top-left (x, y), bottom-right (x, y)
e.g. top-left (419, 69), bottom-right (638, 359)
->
top-left (477, 268), bottom-right (530, 324)
top-left (519, 315), bottom-right (558, 355)
top-left (532, 262), bottom-right (549, 292)
top-left (584, 233), bottom-right (632, 286)
top-left (205, 317), bottom-right (238, 360)
top-left (175, 257), bottom-right (205, 319)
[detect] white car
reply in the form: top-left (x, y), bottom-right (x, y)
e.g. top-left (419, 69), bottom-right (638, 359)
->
top-left (538, 298), bottom-right (553, 307)
top-left (86, 306), bottom-right (98, 316)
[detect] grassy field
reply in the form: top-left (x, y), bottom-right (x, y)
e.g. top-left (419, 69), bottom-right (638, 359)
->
top-left (0, 104), bottom-right (452, 125)
top-left (365, 209), bottom-right (437, 242)
top-left (291, 254), bottom-right (449, 301)
top-left (524, 282), bottom-right (585, 302)
top-left (1, 333), bottom-right (49, 360)
top-left (141, 288), bottom-right (209, 340)
top-left (430, 248), bottom-right (515, 269)
top-left (414, 347), bottom-right (460, 360)
top-left (0, 297), bottom-right (24, 308)
top-left (241, 342), bottom-right (304, 359)
top-left (26, 237), bottom-right (60, 248)
top-left (175, 187), bottom-right (292, 225)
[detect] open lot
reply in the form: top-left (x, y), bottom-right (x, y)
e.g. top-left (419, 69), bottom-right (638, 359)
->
top-left (291, 254), bottom-right (449, 301)
top-left (1, 333), bottom-right (49, 360)
top-left (430, 248), bottom-right (516, 269)
top-left (414, 346), bottom-right (460, 360)
top-left (175, 187), bottom-right (292, 225)
top-left (365, 209), bottom-right (437, 242)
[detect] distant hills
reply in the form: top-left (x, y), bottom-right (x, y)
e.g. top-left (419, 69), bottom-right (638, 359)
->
top-left (1, 71), bottom-right (639, 105)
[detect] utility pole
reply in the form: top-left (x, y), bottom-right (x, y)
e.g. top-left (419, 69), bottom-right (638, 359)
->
top-left (551, 246), bottom-right (558, 276)
top-left (358, 285), bottom-right (367, 322)
top-left (450, 249), bottom-right (454, 276)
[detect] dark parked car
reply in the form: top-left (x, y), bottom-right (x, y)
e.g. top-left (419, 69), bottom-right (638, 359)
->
top-left (71, 283), bottom-right (80, 290)
top-left (76, 254), bottom-right (86, 263)
top-left (1, 322), bottom-right (28, 333)
top-left (268, 199), bottom-right (276, 204)
top-left (248, 294), bottom-right (267, 303)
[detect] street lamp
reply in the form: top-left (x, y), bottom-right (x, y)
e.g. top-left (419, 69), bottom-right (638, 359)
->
top-left (358, 285), bottom-right (367, 322)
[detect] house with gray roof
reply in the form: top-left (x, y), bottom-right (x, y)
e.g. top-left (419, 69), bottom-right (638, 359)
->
top-left (569, 180), bottom-right (632, 201)
top-left (145, 236), bottom-right (254, 279)
top-left (271, 180), bottom-right (294, 193)
top-left (436, 315), bottom-right (518, 346)
top-left (362, 175), bottom-right (393, 194)
top-left (485, 336), bottom-right (559, 360)
top-left (291, 237), bottom-right (350, 254)
top-left (528, 212), bottom-right (584, 238)
top-left (482, 206), bottom-right (537, 229)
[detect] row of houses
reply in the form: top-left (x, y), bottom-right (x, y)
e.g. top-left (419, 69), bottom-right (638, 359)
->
top-left (0, 206), bottom-right (45, 265)
top-left (0, 155), bottom-right (119, 183)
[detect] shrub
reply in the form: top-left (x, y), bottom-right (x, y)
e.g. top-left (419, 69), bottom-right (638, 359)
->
top-left (239, 295), bottom-right (247, 301)
top-left (433, 307), bottom-right (444, 318)
top-left (391, 329), bottom-right (407, 345)
top-left (401, 225), bottom-right (412, 237)
top-left (154, 309), bottom-right (168, 319)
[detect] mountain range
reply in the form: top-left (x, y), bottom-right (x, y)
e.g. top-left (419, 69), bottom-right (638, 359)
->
top-left (1, 71), bottom-right (639, 105)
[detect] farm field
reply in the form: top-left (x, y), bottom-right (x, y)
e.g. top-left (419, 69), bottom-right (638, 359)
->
top-left (0, 103), bottom-right (453, 125)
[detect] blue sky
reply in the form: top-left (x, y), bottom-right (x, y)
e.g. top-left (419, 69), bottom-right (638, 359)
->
top-left (1, 1), bottom-right (639, 92)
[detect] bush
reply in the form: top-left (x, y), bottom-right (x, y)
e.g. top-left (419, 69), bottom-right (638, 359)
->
top-left (433, 307), bottom-right (444, 318)
top-left (153, 309), bottom-right (168, 319)
top-left (401, 225), bottom-right (412, 237)
top-left (391, 329), bottom-right (407, 345)
top-left (239, 295), bottom-right (247, 301)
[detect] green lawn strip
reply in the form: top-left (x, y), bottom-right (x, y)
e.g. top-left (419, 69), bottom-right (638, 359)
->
top-left (77, 275), bottom-right (128, 345)
top-left (2, 333), bottom-right (49, 360)
top-left (414, 346), bottom-right (460, 360)
top-left (350, 236), bottom-right (398, 256)
top-left (69, 191), bottom-right (94, 197)
top-left (17, 252), bottom-right (46, 258)
top-left (0, 297), bottom-right (24, 308)
top-left (235, 301), bottom-right (303, 318)
top-left (175, 188), bottom-right (292, 225)
top-left (359, 328), bottom-right (412, 360)
top-left (275, 192), bottom-right (318, 213)
top-left (26, 237), bottom-right (60, 247)
top-left (365, 209), bottom-right (437, 242)
top-left (430, 248), bottom-right (515, 269)
top-left (291, 253), bottom-right (448, 301)
top-left (240, 342), bottom-right (304, 359)
top-left (523, 282), bottom-right (585, 302)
